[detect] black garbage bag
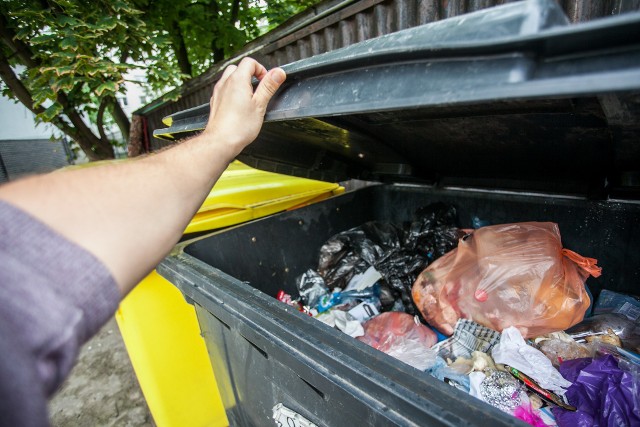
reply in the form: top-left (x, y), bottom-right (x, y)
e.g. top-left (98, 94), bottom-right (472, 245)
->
top-left (316, 203), bottom-right (463, 314)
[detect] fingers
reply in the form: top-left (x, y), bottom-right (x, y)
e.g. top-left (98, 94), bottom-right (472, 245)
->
top-left (253, 68), bottom-right (286, 111)
top-left (211, 64), bottom-right (238, 107)
top-left (218, 64), bottom-right (238, 86)
top-left (210, 58), bottom-right (286, 117)
top-left (236, 57), bottom-right (268, 81)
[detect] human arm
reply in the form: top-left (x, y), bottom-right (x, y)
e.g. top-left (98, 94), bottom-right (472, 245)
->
top-left (0, 58), bottom-right (286, 296)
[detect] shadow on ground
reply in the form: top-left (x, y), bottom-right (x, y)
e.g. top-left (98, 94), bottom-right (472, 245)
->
top-left (49, 317), bottom-right (153, 427)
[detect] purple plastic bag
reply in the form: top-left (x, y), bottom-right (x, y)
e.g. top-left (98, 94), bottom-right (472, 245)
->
top-left (552, 355), bottom-right (640, 427)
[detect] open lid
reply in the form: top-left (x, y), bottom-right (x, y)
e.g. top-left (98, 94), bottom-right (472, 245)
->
top-left (154, 0), bottom-right (640, 198)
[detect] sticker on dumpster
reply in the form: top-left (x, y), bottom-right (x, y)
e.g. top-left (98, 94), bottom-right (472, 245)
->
top-left (273, 403), bottom-right (318, 427)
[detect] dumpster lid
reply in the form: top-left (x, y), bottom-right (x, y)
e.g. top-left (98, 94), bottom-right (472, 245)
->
top-left (186, 161), bottom-right (343, 234)
top-left (154, 0), bottom-right (640, 199)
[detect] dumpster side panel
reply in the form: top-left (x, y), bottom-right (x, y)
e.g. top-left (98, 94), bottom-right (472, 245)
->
top-left (116, 272), bottom-right (228, 427)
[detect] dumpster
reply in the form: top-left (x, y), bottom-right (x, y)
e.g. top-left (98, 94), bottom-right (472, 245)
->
top-left (155, 1), bottom-right (640, 426)
top-left (115, 161), bottom-right (343, 427)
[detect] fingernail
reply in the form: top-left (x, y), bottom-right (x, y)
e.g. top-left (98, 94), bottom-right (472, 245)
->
top-left (272, 68), bottom-right (285, 84)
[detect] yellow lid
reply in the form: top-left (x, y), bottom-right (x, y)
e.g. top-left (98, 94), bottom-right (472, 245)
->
top-left (186, 161), bottom-right (343, 234)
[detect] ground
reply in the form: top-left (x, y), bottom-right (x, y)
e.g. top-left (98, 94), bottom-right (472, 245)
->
top-left (49, 317), bottom-right (153, 427)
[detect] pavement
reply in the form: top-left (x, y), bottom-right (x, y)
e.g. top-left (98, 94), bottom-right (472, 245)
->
top-left (49, 317), bottom-right (153, 427)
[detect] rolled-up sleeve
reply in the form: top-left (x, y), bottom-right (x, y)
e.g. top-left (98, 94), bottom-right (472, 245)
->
top-left (0, 200), bottom-right (120, 411)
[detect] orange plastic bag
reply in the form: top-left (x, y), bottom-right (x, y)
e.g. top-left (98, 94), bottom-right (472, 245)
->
top-left (412, 222), bottom-right (601, 338)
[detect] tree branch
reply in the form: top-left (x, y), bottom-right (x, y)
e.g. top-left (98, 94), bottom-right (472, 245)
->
top-left (0, 10), bottom-right (114, 160)
top-left (170, 18), bottom-right (192, 78)
top-left (230, 0), bottom-right (241, 25)
top-left (0, 49), bottom-right (107, 160)
top-left (97, 97), bottom-right (109, 144)
top-left (0, 11), bottom-right (38, 69)
top-left (110, 96), bottom-right (131, 142)
top-left (210, 1), bottom-right (225, 63)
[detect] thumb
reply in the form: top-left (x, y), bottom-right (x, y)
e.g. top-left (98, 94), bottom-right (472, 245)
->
top-left (253, 68), bottom-right (286, 111)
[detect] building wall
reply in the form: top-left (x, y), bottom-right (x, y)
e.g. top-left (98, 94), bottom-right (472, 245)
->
top-left (140, 0), bottom-right (640, 151)
top-left (0, 95), bottom-right (72, 182)
top-left (0, 139), bottom-right (71, 182)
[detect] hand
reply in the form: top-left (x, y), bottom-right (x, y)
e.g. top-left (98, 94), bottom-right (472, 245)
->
top-left (203, 57), bottom-right (286, 158)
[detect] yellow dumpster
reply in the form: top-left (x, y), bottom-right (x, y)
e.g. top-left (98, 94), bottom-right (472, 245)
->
top-left (115, 161), bottom-right (343, 427)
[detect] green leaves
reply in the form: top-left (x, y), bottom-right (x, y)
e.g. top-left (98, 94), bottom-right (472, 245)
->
top-left (95, 81), bottom-right (118, 96)
top-left (56, 15), bottom-right (81, 27)
top-left (60, 36), bottom-right (78, 50)
top-left (96, 16), bottom-right (118, 31)
top-left (31, 33), bottom-right (57, 44)
top-left (41, 102), bottom-right (63, 121)
top-left (51, 76), bottom-right (77, 92)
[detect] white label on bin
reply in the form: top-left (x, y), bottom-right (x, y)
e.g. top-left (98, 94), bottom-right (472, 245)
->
top-left (272, 403), bottom-right (318, 427)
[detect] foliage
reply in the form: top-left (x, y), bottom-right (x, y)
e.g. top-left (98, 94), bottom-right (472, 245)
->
top-left (0, 0), bottom-right (319, 160)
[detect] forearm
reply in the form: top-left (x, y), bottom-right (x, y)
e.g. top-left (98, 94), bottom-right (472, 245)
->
top-left (0, 58), bottom-right (285, 297)
top-left (0, 132), bottom-right (231, 294)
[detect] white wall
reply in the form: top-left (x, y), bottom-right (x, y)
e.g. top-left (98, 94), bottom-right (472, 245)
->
top-left (0, 96), bottom-right (58, 140)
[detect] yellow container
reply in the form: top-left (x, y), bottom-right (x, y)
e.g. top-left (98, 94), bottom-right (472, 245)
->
top-left (115, 162), bottom-right (343, 427)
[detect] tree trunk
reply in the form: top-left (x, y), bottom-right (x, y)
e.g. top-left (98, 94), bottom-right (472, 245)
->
top-left (210, 0), bottom-right (225, 63)
top-left (110, 97), bottom-right (131, 142)
top-left (170, 19), bottom-right (192, 78)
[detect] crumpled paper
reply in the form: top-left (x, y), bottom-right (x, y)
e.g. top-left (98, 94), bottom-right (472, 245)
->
top-left (316, 310), bottom-right (364, 338)
top-left (492, 327), bottom-right (572, 395)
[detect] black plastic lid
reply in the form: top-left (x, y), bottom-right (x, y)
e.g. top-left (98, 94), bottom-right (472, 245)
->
top-left (155, 0), bottom-right (640, 198)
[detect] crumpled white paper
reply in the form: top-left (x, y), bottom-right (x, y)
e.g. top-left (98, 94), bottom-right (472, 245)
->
top-left (468, 371), bottom-right (486, 401)
top-left (491, 327), bottom-right (572, 395)
top-left (316, 310), bottom-right (365, 337)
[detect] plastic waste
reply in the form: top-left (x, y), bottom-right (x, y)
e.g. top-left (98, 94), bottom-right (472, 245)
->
top-left (552, 355), bottom-right (640, 427)
top-left (333, 311), bottom-right (365, 338)
top-left (358, 312), bottom-right (438, 370)
top-left (296, 269), bottom-right (329, 307)
top-left (429, 356), bottom-right (471, 391)
top-left (514, 403), bottom-right (550, 427)
top-left (347, 300), bottom-right (380, 323)
top-left (412, 222), bottom-right (600, 338)
top-left (433, 319), bottom-right (501, 361)
top-left (534, 332), bottom-right (592, 367)
top-left (316, 284), bottom-right (381, 313)
top-left (593, 289), bottom-right (640, 322)
top-left (566, 313), bottom-right (640, 353)
top-left (492, 327), bottom-right (572, 395)
top-left (449, 351), bottom-right (497, 374)
top-left (318, 203), bottom-right (463, 314)
top-left (479, 370), bottom-right (524, 413)
top-left (505, 365), bottom-right (575, 411)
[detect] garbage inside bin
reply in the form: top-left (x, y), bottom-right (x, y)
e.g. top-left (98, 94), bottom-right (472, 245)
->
top-left (312, 203), bottom-right (463, 314)
top-left (592, 290), bottom-right (640, 322)
top-left (285, 210), bottom-right (638, 426)
top-left (552, 354), bottom-right (640, 427)
top-left (566, 313), bottom-right (640, 353)
top-left (412, 222), bottom-right (601, 338)
top-left (533, 332), bottom-right (591, 367)
top-left (357, 312), bottom-right (437, 370)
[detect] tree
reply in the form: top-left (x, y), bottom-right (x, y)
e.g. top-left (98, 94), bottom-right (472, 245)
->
top-left (0, 0), bottom-right (318, 161)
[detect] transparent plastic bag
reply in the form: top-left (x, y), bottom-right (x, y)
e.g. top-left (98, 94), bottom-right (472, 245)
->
top-left (412, 222), bottom-right (601, 338)
top-left (357, 312), bottom-right (438, 370)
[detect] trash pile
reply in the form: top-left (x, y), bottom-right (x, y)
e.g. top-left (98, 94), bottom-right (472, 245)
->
top-left (276, 204), bottom-right (640, 426)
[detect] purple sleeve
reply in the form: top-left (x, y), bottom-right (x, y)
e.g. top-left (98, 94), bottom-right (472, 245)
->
top-left (0, 200), bottom-right (121, 399)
